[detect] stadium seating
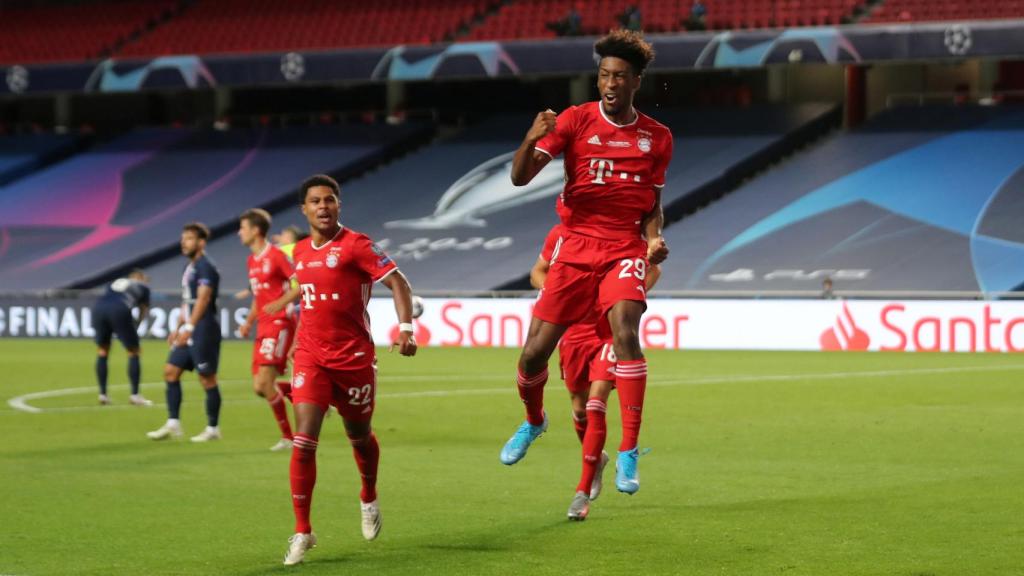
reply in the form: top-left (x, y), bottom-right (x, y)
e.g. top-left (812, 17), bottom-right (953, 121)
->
top-left (0, 133), bottom-right (79, 186)
top-left (167, 105), bottom-right (833, 293)
top-left (0, 0), bottom-right (175, 65)
top-left (660, 105), bottom-right (1024, 293)
top-left (0, 122), bottom-right (428, 291)
top-left (465, 0), bottom-right (868, 41)
top-left (865, 0), bottom-right (1024, 23)
top-left (118, 0), bottom-right (497, 57)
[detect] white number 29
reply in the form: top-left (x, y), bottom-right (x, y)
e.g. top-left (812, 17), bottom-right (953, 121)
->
top-left (618, 258), bottom-right (647, 281)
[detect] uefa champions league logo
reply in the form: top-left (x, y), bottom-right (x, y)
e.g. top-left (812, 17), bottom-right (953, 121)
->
top-left (944, 25), bottom-right (972, 56)
top-left (280, 52), bottom-right (305, 82)
top-left (5, 65), bottom-right (29, 93)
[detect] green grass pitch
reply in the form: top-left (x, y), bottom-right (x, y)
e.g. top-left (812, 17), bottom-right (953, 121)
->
top-left (1, 339), bottom-right (1023, 575)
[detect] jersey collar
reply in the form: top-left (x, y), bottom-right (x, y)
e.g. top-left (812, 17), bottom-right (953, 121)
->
top-left (311, 225), bottom-right (344, 251)
top-left (598, 102), bottom-right (638, 128)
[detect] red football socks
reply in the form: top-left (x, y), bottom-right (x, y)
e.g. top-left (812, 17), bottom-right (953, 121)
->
top-left (576, 398), bottom-right (607, 494)
top-left (616, 359), bottom-right (647, 451)
top-left (290, 433), bottom-right (318, 534)
top-left (268, 392), bottom-right (293, 440)
top-left (572, 412), bottom-right (588, 444)
top-left (517, 367), bottom-right (548, 426)
top-left (350, 432), bottom-right (380, 504)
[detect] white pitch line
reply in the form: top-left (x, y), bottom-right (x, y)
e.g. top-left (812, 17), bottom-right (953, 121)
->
top-left (6, 363), bottom-right (1024, 414)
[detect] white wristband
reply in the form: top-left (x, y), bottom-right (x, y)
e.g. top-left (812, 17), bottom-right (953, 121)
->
top-left (180, 323), bottom-right (194, 333)
top-left (398, 323), bottom-right (414, 333)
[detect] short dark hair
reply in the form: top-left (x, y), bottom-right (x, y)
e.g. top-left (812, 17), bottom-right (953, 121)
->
top-left (240, 208), bottom-right (272, 237)
top-left (594, 29), bottom-right (655, 76)
top-left (299, 174), bottom-right (340, 204)
top-left (128, 268), bottom-right (148, 282)
top-left (282, 225), bottom-right (307, 242)
top-left (183, 222), bottom-right (210, 240)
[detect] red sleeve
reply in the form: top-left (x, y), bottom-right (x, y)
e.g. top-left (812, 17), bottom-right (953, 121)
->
top-left (539, 225), bottom-right (562, 262)
top-left (534, 106), bottom-right (577, 159)
top-left (274, 248), bottom-right (293, 281)
top-left (652, 129), bottom-right (673, 189)
top-left (353, 234), bottom-right (398, 282)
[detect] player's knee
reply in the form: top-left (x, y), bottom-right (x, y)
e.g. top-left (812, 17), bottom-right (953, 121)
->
top-left (612, 326), bottom-right (642, 358)
top-left (519, 346), bottom-right (548, 374)
top-left (162, 364), bottom-right (178, 381)
top-left (96, 347), bottom-right (109, 357)
top-left (573, 409), bottom-right (588, 422)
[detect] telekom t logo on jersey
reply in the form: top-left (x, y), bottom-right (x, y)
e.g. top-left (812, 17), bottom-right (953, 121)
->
top-left (588, 158), bottom-right (642, 185)
top-left (300, 283), bottom-right (317, 309)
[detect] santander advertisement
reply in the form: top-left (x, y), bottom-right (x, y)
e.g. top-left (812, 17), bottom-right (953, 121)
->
top-left (366, 298), bottom-right (1024, 353)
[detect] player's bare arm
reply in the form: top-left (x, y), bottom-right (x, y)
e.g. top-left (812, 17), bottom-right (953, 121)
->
top-left (264, 284), bottom-right (301, 316)
top-left (381, 270), bottom-right (418, 357)
top-left (136, 304), bottom-right (149, 330)
top-left (643, 189), bottom-right (669, 265)
top-left (239, 296), bottom-right (256, 338)
top-left (175, 284), bottom-right (212, 347)
top-left (511, 109), bottom-right (556, 186)
top-left (529, 257), bottom-right (550, 290)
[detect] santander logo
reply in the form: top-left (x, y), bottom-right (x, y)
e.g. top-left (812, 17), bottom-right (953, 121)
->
top-left (820, 303), bottom-right (870, 351)
top-left (389, 320), bottom-right (431, 346)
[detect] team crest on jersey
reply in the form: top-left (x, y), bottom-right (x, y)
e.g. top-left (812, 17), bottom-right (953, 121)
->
top-left (293, 372), bottom-right (306, 389)
top-left (326, 254), bottom-right (339, 268)
top-left (638, 137), bottom-right (652, 153)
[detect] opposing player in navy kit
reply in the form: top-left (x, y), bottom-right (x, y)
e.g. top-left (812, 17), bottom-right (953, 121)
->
top-left (147, 222), bottom-right (225, 443)
top-left (90, 269), bottom-right (152, 406)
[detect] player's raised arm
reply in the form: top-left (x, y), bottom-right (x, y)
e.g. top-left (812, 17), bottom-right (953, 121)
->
top-left (511, 109), bottom-right (556, 186)
top-left (381, 270), bottom-right (417, 357)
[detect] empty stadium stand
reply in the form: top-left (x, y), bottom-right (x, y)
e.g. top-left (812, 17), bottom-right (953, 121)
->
top-left (146, 104), bottom-right (835, 293)
top-left (0, 133), bottom-right (80, 186)
top-left (466, 0), bottom-right (868, 41)
top-left (865, 0), bottom-right (1024, 23)
top-left (661, 105), bottom-right (1024, 293)
top-left (118, 0), bottom-right (497, 58)
top-left (0, 122), bottom-right (429, 291)
top-left (0, 0), bottom-right (175, 65)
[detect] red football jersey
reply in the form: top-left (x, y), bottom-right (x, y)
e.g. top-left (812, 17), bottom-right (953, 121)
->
top-left (535, 101), bottom-right (673, 240)
top-left (247, 243), bottom-right (294, 323)
top-left (291, 227), bottom-right (398, 371)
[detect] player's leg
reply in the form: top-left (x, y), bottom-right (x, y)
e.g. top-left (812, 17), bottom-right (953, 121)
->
top-left (190, 330), bottom-right (223, 442)
top-left (570, 391), bottom-right (588, 443)
top-left (569, 378), bottom-right (614, 520)
top-left (333, 365), bottom-right (381, 540)
top-left (607, 299), bottom-right (647, 494)
top-left (284, 361), bottom-right (329, 565)
top-left (91, 305), bottom-right (113, 404)
top-left (255, 365), bottom-right (294, 450)
top-left (113, 305), bottom-right (149, 405)
top-left (500, 317), bottom-right (566, 465)
top-left (147, 356), bottom-right (187, 440)
top-left (253, 323), bottom-right (294, 449)
top-left (95, 345), bottom-right (111, 404)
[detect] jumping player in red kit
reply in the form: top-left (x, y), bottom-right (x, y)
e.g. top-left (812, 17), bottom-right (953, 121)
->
top-left (500, 30), bottom-right (673, 503)
top-left (264, 174), bottom-right (417, 566)
top-left (531, 224), bottom-right (663, 520)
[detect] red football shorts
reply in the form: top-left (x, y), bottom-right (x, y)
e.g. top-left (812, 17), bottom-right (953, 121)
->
top-left (291, 351), bottom-right (377, 422)
top-left (533, 232), bottom-right (648, 327)
top-left (251, 318), bottom-right (296, 375)
top-left (559, 337), bottom-right (616, 394)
